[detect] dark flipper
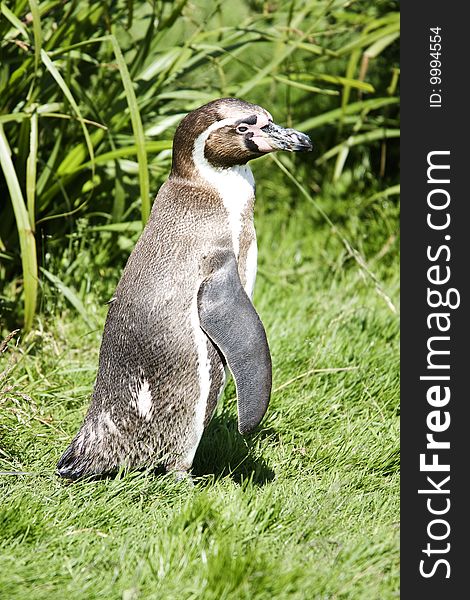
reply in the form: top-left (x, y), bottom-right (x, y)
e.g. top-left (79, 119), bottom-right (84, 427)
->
top-left (197, 252), bottom-right (272, 435)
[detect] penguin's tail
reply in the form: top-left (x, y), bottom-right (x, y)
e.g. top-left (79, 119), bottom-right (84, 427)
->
top-left (56, 441), bottom-right (87, 480)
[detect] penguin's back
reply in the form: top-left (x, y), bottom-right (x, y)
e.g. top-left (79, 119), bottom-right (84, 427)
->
top-left (65, 179), bottom-right (237, 475)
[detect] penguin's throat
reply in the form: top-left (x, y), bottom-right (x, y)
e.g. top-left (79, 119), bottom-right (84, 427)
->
top-left (193, 129), bottom-right (255, 259)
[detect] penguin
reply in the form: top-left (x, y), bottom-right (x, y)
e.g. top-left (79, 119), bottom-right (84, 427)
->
top-left (57, 98), bottom-right (312, 480)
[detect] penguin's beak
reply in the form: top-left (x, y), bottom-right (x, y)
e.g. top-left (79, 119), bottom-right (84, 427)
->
top-left (259, 122), bottom-right (313, 152)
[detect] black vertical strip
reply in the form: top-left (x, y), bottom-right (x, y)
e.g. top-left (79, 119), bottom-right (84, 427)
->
top-left (401, 3), bottom-right (468, 598)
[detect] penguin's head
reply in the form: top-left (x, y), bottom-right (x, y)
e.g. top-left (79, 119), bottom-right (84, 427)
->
top-left (171, 98), bottom-right (312, 176)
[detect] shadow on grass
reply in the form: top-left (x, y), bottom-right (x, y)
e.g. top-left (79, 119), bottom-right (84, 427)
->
top-left (193, 413), bottom-right (275, 486)
top-left (52, 413), bottom-right (274, 486)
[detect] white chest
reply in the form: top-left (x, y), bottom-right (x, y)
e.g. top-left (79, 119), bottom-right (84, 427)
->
top-left (193, 126), bottom-right (256, 260)
top-left (195, 162), bottom-right (257, 298)
top-left (198, 164), bottom-right (255, 258)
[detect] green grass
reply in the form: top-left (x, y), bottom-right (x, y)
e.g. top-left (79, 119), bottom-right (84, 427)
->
top-left (0, 163), bottom-right (399, 599)
top-left (0, 0), bottom-right (399, 328)
top-left (1, 2), bottom-right (400, 596)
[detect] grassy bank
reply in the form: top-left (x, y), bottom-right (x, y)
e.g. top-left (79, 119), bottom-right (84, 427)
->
top-left (1, 0), bottom-right (399, 596)
top-left (0, 166), bottom-right (399, 598)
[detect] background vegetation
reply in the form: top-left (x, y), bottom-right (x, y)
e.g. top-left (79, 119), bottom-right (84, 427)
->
top-left (1, 0), bottom-right (399, 598)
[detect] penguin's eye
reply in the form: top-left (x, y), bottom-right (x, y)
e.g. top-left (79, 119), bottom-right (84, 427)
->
top-left (236, 126), bottom-right (248, 133)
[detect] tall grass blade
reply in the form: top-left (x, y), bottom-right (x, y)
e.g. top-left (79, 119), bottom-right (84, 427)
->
top-left (40, 267), bottom-right (96, 329)
top-left (337, 18), bottom-right (399, 56)
top-left (1, 3), bottom-right (29, 40)
top-left (341, 48), bottom-right (362, 117)
top-left (64, 141), bottom-right (172, 176)
top-left (308, 73), bottom-right (374, 92)
top-left (0, 114), bottom-right (30, 125)
top-left (109, 35), bottom-right (150, 225)
top-left (36, 131), bottom-right (62, 199)
top-left (364, 32), bottom-right (400, 59)
top-left (40, 49), bottom-right (95, 174)
top-left (296, 97), bottom-right (398, 131)
top-left (26, 109), bottom-right (38, 230)
top-left (28, 0), bottom-right (42, 74)
top-left (0, 126), bottom-right (38, 329)
top-left (55, 129), bottom-right (104, 178)
top-left (237, 40), bottom-right (305, 97)
top-left (317, 128), bottom-right (400, 164)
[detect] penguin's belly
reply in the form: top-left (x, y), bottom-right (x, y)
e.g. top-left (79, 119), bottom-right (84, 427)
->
top-left (179, 294), bottom-right (226, 469)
